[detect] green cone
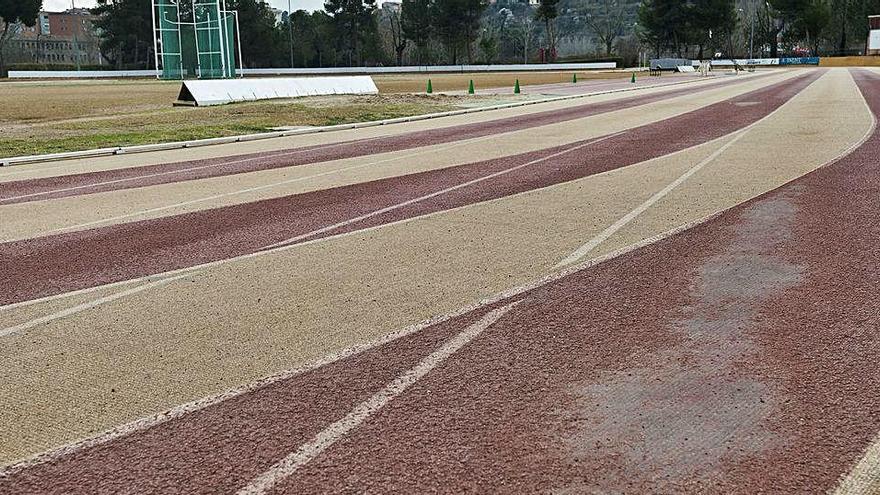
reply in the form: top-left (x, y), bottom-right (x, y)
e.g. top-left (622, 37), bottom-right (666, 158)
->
top-left (572, 73), bottom-right (577, 83)
top-left (514, 79), bottom-right (520, 94)
top-left (468, 79), bottom-right (475, 94)
top-left (631, 72), bottom-right (636, 83)
top-left (426, 79), bottom-right (433, 94)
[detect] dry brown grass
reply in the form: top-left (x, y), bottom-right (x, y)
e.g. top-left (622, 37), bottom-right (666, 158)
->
top-left (0, 93), bottom-right (491, 157)
top-left (0, 70), bottom-right (622, 157)
top-left (0, 80), bottom-right (180, 124)
top-left (819, 56), bottom-right (880, 67)
top-left (373, 70), bottom-right (627, 93)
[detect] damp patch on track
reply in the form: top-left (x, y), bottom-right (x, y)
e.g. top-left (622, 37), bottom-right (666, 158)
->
top-left (556, 190), bottom-right (804, 491)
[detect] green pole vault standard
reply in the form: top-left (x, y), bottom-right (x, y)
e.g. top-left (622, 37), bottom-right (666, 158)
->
top-left (153, 0), bottom-right (239, 80)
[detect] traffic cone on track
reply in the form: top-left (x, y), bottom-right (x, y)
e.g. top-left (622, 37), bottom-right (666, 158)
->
top-left (514, 79), bottom-right (520, 94)
top-left (426, 79), bottom-right (433, 94)
top-left (631, 72), bottom-right (636, 84)
top-left (468, 79), bottom-right (475, 94)
top-left (572, 73), bottom-right (578, 83)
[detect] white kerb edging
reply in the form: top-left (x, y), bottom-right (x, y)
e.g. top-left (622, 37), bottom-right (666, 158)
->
top-left (0, 74), bottom-right (728, 167)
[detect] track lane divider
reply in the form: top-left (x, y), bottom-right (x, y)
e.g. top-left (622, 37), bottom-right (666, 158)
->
top-left (0, 74), bottom-right (764, 168)
top-left (235, 301), bottom-right (521, 495)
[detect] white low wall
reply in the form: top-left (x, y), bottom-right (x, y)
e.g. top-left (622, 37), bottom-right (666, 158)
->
top-left (241, 63), bottom-right (616, 75)
top-left (7, 70), bottom-right (158, 79)
top-left (8, 62), bottom-right (616, 79)
top-left (177, 76), bottom-right (379, 106)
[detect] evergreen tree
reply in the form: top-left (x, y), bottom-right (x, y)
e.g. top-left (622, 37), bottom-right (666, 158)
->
top-left (324, 0), bottom-right (379, 66)
top-left (0, 0), bottom-right (42, 76)
top-left (401, 0), bottom-right (432, 65)
top-left (535, 0), bottom-right (559, 60)
top-left (92, 0), bottom-right (152, 69)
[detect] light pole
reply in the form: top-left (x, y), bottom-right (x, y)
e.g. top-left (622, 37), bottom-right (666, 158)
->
top-left (288, 0), bottom-right (294, 68)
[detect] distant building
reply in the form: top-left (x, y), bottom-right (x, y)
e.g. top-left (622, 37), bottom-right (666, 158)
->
top-left (5, 8), bottom-right (105, 67)
top-left (271, 8), bottom-right (285, 26)
top-left (381, 1), bottom-right (401, 13)
top-left (868, 16), bottom-right (880, 56)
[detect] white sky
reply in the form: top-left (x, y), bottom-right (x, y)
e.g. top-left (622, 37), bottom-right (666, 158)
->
top-left (44, 0), bottom-right (329, 14)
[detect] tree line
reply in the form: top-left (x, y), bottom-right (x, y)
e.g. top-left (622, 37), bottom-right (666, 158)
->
top-left (7, 0), bottom-right (880, 76)
top-left (638, 0), bottom-right (880, 59)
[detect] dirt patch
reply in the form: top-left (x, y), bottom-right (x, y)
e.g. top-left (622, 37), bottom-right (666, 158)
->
top-left (559, 191), bottom-right (804, 491)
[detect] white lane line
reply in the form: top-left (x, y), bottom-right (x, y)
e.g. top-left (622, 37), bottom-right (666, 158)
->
top-left (0, 273), bottom-right (190, 338)
top-left (554, 69), bottom-right (826, 269)
top-left (834, 432), bottom-right (880, 495)
top-left (263, 131), bottom-right (627, 250)
top-left (554, 130), bottom-right (748, 268)
top-left (0, 213), bottom-right (721, 477)
top-left (0, 131), bottom-right (623, 327)
top-left (0, 71), bottom-right (782, 198)
top-left (0, 139), bottom-right (379, 204)
top-left (37, 133), bottom-right (504, 237)
top-left (0, 72), bottom-right (807, 313)
top-left (0, 71), bottom-right (758, 184)
top-left (235, 301), bottom-right (519, 495)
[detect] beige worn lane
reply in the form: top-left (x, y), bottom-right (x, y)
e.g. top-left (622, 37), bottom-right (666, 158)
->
top-left (0, 70), bottom-right (802, 242)
top-left (0, 69), bottom-right (867, 466)
top-left (0, 72), bottom-right (773, 184)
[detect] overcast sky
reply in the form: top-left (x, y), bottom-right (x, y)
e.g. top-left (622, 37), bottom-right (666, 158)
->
top-left (44, 0), bottom-right (329, 14)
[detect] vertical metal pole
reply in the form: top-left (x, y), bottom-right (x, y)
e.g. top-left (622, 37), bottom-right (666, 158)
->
top-left (235, 11), bottom-right (244, 78)
top-left (192, 0), bottom-right (201, 78)
top-left (217, 0), bottom-right (228, 78)
top-left (176, 1), bottom-right (183, 78)
top-left (220, 0), bottom-right (235, 78)
top-left (288, 0), bottom-right (294, 68)
top-left (151, 0), bottom-right (161, 78)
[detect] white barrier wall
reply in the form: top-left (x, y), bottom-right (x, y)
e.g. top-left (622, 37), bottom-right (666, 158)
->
top-left (241, 63), bottom-right (616, 75)
top-left (8, 62), bottom-right (616, 79)
top-left (7, 70), bottom-right (158, 78)
top-left (176, 76), bottom-right (379, 106)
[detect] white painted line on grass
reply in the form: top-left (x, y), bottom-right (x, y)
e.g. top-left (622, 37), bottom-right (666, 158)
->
top-left (834, 431), bottom-right (880, 495)
top-left (236, 301), bottom-right (519, 495)
top-left (263, 131), bottom-right (627, 250)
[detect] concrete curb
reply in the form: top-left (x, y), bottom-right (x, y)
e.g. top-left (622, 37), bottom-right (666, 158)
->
top-left (0, 75), bottom-right (736, 168)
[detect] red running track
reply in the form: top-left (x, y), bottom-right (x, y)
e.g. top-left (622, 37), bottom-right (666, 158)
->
top-left (0, 73), bottom-right (776, 205)
top-left (1, 68), bottom-right (877, 495)
top-left (0, 72), bottom-right (821, 306)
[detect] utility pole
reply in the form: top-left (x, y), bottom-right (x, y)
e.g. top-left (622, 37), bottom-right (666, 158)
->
top-left (288, 0), bottom-right (294, 68)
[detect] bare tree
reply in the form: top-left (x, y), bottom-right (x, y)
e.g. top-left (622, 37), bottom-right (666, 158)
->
top-left (584, 0), bottom-right (627, 56)
top-left (386, 10), bottom-right (407, 65)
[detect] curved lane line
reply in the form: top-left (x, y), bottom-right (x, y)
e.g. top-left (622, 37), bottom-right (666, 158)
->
top-left (0, 213), bottom-right (726, 476)
top-left (235, 301), bottom-right (520, 495)
top-left (0, 132), bottom-right (624, 335)
top-left (0, 75), bottom-right (821, 314)
top-left (834, 431), bottom-right (880, 495)
top-left (0, 72), bottom-right (780, 203)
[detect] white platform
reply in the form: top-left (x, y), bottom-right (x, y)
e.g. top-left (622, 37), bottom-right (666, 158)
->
top-left (176, 76), bottom-right (379, 106)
